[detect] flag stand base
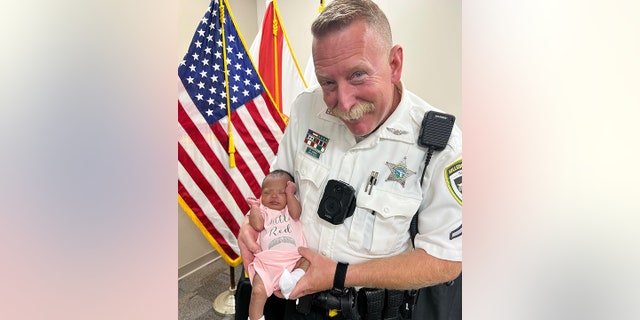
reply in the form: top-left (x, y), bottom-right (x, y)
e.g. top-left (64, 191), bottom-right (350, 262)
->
top-left (213, 287), bottom-right (236, 314)
top-left (213, 265), bottom-right (236, 314)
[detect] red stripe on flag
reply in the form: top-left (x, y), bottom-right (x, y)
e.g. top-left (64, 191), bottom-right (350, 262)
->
top-left (208, 119), bottom-right (262, 199)
top-left (178, 102), bottom-right (251, 226)
top-left (227, 110), bottom-right (272, 174)
top-left (178, 141), bottom-right (241, 236)
top-left (237, 100), bottom-right (281, 164)
top-left (254, 92), bottom-right (287, 133)
top-left (178, 181), bottom-right (239, 261)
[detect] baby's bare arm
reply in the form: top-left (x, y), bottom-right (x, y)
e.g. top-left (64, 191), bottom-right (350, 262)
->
top-left (285, 181), bottom-right (301, 220)
top-left (246, 197), bottom-right (264, 231)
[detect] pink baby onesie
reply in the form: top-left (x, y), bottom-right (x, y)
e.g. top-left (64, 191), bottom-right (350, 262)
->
top-left (247, 204), bottom-right (306, 297)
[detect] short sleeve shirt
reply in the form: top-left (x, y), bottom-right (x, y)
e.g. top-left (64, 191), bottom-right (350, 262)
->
top-left (272, 86), bottom-right (462, 264)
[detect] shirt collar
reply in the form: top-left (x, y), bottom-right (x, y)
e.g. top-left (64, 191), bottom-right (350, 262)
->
top-left (376, 83), bottom-right (418, 144)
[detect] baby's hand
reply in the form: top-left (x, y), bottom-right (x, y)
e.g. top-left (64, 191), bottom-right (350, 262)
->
top-left (285, 181), bottom-right (297, 195)
top-left (246, 196), bottom-right (260, 208)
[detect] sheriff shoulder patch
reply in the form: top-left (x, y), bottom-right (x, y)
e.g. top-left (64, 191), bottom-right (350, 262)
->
top-left (444, 158), bottom-right (462, 205)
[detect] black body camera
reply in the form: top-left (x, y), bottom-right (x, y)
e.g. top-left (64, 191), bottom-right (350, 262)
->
top-left (317, 179), bottom-right (356, 225)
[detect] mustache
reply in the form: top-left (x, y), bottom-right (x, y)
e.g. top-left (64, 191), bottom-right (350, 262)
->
top-left (330, 102), bottom-right (375, 121)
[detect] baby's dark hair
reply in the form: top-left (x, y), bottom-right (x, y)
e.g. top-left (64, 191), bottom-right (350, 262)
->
top-left (264, 169), bottom-right (295, 185)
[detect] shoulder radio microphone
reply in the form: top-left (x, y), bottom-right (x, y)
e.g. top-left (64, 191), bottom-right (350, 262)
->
top-left (418, 111), bottom-right (456, 151)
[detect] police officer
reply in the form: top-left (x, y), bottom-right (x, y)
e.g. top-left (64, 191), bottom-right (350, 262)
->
top-left (239, 0), bottom-right (462, 318)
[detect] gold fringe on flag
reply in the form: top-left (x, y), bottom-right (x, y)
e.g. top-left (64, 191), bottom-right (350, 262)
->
top-left (220, 0), bottom-right (236, 168)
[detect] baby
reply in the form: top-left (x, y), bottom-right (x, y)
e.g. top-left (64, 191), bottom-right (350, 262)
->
top-left (246, 170), bottom-right (306, 320)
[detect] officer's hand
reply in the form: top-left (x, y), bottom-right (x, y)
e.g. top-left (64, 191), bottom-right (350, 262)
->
top-left (238, 216), bottom-right (260, 270)
top-left (294, 256), bottom-right (310, 271)
top-left (288, 247), bottom-right (336, 300)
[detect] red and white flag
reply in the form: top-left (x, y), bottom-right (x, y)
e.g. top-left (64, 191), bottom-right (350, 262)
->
top-left (249, 0), bottom-right (311, 117)
top-left (178, 0), bottom-right (286, 267)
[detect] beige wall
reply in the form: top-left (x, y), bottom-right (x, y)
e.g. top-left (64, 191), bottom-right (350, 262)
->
top-left (178, 0), bottom-right (461, 274)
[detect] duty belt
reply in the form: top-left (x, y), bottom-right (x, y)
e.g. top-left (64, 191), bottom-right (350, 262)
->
top-left (296, 287), bottom-right (416, 320)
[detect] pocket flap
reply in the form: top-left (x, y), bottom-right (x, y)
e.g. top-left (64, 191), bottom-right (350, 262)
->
top-left (356, 188), bottom-right (421, 219)
top-left (295, 152), bottom-right (329, 189)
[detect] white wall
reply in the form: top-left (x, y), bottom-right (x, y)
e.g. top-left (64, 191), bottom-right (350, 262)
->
top-left (178, 0), bottom-right (461, 272)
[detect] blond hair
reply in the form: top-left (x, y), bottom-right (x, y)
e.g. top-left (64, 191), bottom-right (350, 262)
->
top-left (311, 0), bottom-right (392, 48)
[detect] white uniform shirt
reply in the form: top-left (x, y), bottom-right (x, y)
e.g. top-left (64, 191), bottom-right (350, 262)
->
top-left (272, 85), bottom-right (462, 264)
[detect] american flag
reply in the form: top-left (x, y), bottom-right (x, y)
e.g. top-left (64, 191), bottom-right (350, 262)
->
top-left (178, 0), bottom-right (286, 267)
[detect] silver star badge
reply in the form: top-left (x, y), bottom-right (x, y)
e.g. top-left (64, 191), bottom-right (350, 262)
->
top-left (385, 157), bottom-right (416, 187)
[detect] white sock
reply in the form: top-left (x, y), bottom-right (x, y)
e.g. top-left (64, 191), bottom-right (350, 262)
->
top-left (279, 268), bottom-right (305, 299)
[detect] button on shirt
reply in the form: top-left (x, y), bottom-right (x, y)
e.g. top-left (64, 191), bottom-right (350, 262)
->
top-left (272, 85), bottom-right (462, 265)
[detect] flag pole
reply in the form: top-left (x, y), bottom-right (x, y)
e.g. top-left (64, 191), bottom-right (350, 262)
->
top-left (213, 265), bottom-right (237, 315)
top-left (213, 2), bottom-right (237, 312)
top-left (229, 265), bottom-right (236, 290)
